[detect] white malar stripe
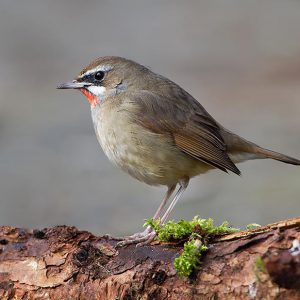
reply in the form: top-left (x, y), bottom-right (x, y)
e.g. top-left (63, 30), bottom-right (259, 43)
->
top-left (87, 86), bottom-right (107, 98)
top-left (79, 65), bottom-right (113, 78)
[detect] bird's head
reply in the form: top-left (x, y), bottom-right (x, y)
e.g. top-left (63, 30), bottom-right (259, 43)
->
top-left (57, 56), bottom-right (151, 107)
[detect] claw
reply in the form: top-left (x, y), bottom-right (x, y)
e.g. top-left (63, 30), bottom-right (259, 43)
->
top-left (136, 232), bottom-right (156, 247)
top-left (104, 226), bottom-right (154, 244)
top-left (116, 231), bottom-right (157, 247)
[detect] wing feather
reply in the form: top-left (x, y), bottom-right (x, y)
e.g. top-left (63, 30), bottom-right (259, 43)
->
top-left (127, 90), bottom-right (240, 175)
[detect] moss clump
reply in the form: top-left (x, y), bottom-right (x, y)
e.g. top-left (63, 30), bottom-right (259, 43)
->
top-left (255, 255), bottom-right (265, 273)
top-left (145, 216), bottom-right (238, 277)
top-left (144, 216), bottom-right (238, 242)
top-left (174, 240), bottom-right (208, 277)
top-left (246, 223), bottom-right (261, 230)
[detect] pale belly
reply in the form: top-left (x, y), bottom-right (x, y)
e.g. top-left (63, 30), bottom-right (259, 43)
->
top-left (91, 105), bottom-right (211, 186)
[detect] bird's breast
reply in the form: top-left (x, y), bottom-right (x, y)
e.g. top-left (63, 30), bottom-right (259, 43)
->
top-left (90, 103), bottom-right (211, 186)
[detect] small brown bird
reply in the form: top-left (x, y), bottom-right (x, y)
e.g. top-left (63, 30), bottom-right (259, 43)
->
top-left (57, 56), bottom-right (300, 245)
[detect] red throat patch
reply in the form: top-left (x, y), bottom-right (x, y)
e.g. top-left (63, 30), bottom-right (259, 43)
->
top-left (80, 88), bottom-right (98, 107)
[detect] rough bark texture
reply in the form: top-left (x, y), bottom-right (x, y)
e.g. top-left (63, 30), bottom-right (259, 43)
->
top-left (0, 217), bottom-right (299, 300)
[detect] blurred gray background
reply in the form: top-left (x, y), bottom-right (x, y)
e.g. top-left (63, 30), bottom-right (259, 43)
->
top-left (0, 1), bottom-right (299, 235)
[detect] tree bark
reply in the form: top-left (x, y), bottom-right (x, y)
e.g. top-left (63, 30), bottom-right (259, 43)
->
top-left (0, 217), bottom-right (299, 300)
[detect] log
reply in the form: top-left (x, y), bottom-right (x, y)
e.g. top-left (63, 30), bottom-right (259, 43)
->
top-left (0, 217), bottom-right (299, 300)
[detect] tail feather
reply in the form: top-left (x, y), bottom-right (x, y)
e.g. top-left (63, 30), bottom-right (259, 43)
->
top-left (252, 146), bottom-right (300, 166)
top-left (221, 128), bottom-right (300, 166)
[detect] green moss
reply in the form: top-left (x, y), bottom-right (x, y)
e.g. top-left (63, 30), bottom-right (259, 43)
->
top-left (174, 240), bottom-right (208, 277)
top-left (145, 216), bottom-right (238, 277)
top-left (144, 216), bottom-right (238, 242)
top-left (255, 255), bottom-right (265, 273)
top-left (246, 223), bottom-right (261, 230)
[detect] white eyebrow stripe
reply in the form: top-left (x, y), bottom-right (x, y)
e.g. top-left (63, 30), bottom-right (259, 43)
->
top-left (79, 65), bottom-right (113, 78)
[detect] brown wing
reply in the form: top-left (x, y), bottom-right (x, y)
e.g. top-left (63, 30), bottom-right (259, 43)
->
top-left (127, 90), bottom-right (240, 175)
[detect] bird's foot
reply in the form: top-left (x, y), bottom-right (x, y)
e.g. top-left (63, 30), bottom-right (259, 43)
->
top-left (103, 226), bottom-right (154, 243)
top-left (116, 225), bottom-right (151, 240)
top-left (116, 228), bottom-right (157, 247)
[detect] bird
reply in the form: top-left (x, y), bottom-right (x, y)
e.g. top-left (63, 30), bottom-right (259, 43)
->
top-left (57, 56), bottom-right (300, 246)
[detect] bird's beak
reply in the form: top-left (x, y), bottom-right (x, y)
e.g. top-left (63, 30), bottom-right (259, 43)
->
top-left (57, 80), bottom-right (92, 89)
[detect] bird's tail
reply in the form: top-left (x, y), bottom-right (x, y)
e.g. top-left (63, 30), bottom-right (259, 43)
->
top-left (221, 129), bottom-right (300, 165)
top-left (249, 145), bottom-right (300, 165)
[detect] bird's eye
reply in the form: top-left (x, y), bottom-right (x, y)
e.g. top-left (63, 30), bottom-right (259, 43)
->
top-left (94, 71), bottom-right (105, 81)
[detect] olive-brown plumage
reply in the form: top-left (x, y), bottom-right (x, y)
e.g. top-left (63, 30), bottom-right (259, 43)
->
top-left (58, 56), bottom-right (300, 245)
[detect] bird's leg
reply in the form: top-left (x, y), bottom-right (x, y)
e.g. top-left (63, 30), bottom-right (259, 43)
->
top-left (134, 179), bottom-right (189, 247)
top-left (153, 184), bottom-right (177, 220)
top-left (118, 180), bottom-right (189, 247)
top-left (136, 184), bottom-right (177, 237)
top-left (116, 185), bottom-right (176, 246)
top-left (160, 178), bottom-right (189, 224)
top-left (121, 185), bottom-right (176, 240)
